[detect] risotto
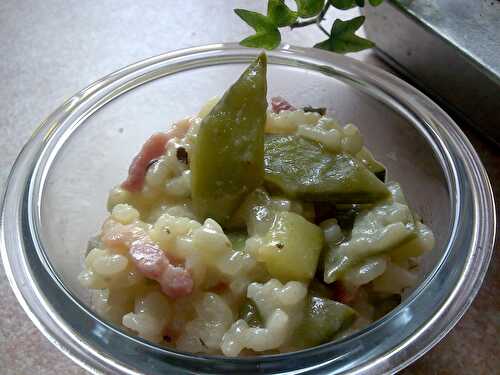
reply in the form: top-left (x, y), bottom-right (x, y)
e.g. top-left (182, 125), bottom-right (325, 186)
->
top-left (78, 54), bottom-right (434, 356)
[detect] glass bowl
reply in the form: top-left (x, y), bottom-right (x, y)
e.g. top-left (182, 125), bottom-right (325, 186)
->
top-left (0, 43), bottom-right (495, 374)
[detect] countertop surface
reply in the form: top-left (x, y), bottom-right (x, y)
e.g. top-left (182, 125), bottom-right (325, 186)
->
top-left (0, 1), bottom-right (498, 374)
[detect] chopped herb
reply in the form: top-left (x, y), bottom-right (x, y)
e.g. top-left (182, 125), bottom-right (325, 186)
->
top-left (303, 106), bottom-right (327, 116)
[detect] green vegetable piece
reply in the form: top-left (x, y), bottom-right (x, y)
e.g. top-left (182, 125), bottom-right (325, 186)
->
top-left (234, 9), bottom-right (281, 50)
top-left (258, 211), bottom-right (324, 282)
top-left (292, 295), bottom-right (356, 348)
top-left (314, 16), bottom-right (375, 53)
top-left (356, 147), bottom-right (386, 182)
top-left (239, 298), bottom-right (263, 327)
top-left (191, 54), bottom-right (268, 225)
top-left (323, 186), bottom-right (417, 283)
top-left (264, 135), bottom-right (389, 204)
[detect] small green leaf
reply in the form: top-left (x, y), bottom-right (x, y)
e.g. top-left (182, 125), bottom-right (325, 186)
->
top-left (268, 0), bottom-right (298, 27)
top-left (235, 9), bottom-right (281, 50)
top-left (355, 0), bottom-right (365, 6)
top-left (314, 16), bottom-right (375, 53)
top-left (329, 0), bottom-right (357, 10)
top-left (369, 0), bottom-right (384, 5)
top-left (234, 9), bottom-right (276, 32)
top-left (240, 29), bottom-right (281, 50)
top-left (295, 0), bottom-right (325, 18)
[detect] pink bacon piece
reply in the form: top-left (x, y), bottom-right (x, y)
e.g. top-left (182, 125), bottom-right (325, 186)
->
top-left (100, 218), bottom-right (193, 298)
top-left (271, 96), bottom-right (296, 114)
top-left (121, 120), bottom-right (191, 192)
top-left (129, 240), bottom-right (193, 299)
top-left (159, 265), bottom-right (194, 299)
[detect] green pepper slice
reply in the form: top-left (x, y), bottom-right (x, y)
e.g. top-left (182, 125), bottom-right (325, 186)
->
top-left (264, 135), bottom-right (389, 204)
top-left (191, 54), bottom-right (268, 225)
top-left (291, 295), bottom-right (356, 349)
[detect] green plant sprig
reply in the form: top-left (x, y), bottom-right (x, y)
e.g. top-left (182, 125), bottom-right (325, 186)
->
top-left (234, 0), bottom-right (383, 53)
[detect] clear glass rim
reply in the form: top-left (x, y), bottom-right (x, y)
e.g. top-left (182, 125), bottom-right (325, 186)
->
top-left (0, 43), bottom-right (496, 374)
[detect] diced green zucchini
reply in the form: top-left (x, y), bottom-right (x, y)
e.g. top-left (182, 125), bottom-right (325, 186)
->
top-left (257, 211), bottom-right (324, 282)
top-left (291, 295), bottom-right (356, 349)
top-left (264, 135), bottom-right (389, 204)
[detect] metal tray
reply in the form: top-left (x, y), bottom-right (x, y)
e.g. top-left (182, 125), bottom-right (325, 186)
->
top-left (363, 0), bottom-right (500, 144)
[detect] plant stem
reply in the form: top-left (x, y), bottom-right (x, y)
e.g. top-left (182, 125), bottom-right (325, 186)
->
top-left (290, 18), bottom-right (317, 29)
top-left (317, 23), bottom-right (330, 36)
top-left (316, 2), bottom-right (330, 35)
top-left (290, 2), bottom-right (331, 36)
